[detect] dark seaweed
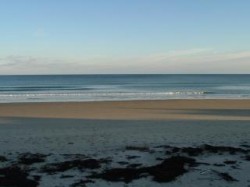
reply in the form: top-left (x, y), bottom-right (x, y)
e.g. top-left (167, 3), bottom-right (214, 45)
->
top-left (0, 166), bottom-right (39, 187)
top-left (89, 156), bottom-right (196, 183)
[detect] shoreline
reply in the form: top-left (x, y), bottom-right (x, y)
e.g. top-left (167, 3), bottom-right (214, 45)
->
top-left (0, 99), bottom-right (250, 120)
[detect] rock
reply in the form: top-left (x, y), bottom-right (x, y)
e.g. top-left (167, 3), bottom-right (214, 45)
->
top-left (0, 166), bottom-right (39, 187)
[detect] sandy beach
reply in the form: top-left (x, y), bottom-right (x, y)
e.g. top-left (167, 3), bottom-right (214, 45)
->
top-left (0, 100), bottom-right (250, 187)
top-left (0, 99), bottom-right (250, 120)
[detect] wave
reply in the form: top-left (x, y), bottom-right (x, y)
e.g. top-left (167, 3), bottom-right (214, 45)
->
top-left (0, 91), bottom-right (212, 98)
top-left (0, 90), bottom-right (249, 102)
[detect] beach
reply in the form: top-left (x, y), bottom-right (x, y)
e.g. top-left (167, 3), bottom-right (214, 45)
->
top-left (0, 99), bottom-right (250, 120)
top-left (0, 100), bottom-right (250, 187)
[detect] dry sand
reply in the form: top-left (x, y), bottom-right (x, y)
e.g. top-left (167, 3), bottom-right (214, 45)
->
top-left (0, 99), bottom-right (250, 120)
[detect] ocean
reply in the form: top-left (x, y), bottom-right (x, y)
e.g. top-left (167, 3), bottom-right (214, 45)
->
top-left (0, 74), bottom-right (249, 103)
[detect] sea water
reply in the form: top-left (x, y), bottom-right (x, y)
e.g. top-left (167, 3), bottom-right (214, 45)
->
top-left (0, 74), bottom-right (249, 103)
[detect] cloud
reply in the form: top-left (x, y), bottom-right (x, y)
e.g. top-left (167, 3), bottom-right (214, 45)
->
top-left (137, 48), bottom-right (213, 63)
top-left (138, 49), bottom-right (250, 64)
top-left (0, 56), bottom-right (71, 74)
top-left (131, 49), bottom-right (250, 73)
top-left (0, 49), bottom-right (250, 74)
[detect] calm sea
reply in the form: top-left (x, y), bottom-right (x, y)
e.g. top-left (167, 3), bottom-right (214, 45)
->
top-left (0, 74), bottom-right (249, 103)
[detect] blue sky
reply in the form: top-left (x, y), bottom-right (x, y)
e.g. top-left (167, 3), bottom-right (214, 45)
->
top-left (0, 0), bottom-right (250, 74)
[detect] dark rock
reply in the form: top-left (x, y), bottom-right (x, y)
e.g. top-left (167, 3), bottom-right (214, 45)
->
top-left (154, 145), bottom-right (172, 149)
top-left (214, 163), bottom-right (226, 167)
top-left (240, 144), bottom-right (250, 148)
top-left (0, 155), bottom-right (7, 162)
top-left (224, 160), bottom-right (237, 165)
top-left (62, 154), bottom-right (87, 159)
top-left (89, 156), bottom-right (196, 183)
top-left (165, 144), bottom-right (248, 157)
top-left (245, 155), bottom-right (250, 161)
top-left (128, 163), bottom-right (142, 168)
top-left (127, 155), bottom-right (140, 160)
top-left (0, 166), bottom-right (39, 187)
top-left (148, 156), bottom-right (196, 182)
top-left (118, 161), bottom-right (129, 165)
top-left (231, 165), bottom-right (240, 169)
top-left (203, 144), bottom-right (247, 154)
top-left (71, 179), bottom-right (94, 187)
top-left (18, 153), bottom-right (47, 165)
top-left (60, 175), bottom-right (74, 178)
top-left (42, 159), bottom-right (102, 174)
top-left (214, 171), bottom-right (238, 182)
top-left (171, 147), bottom-right (181, 153)
top-left (166, 151), bottom-right (172, 154)
top-left (33, 175), bottom-right (41, 181)
top-left (125, 146), bottom-right (150, 152)
top-left (102, 168), bottom-right (142, 183)
top-left (181, 147), bottom-right (203, 156)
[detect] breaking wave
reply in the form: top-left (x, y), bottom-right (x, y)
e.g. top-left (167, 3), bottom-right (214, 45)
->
top-left (0, 91), bottom-right (216, 102)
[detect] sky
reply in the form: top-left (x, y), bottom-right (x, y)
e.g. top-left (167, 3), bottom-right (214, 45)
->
top-left (0, 0), bottom-right (250, 74)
